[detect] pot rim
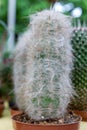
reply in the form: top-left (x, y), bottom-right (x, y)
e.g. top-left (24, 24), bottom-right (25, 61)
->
top-left (72, 110), bottom-right (87, 121)
top-left (12, 113), bottom-right (82, 127)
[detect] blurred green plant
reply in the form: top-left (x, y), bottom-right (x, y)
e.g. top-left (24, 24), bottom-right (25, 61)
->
top-left (0, 18), bottom-right (14, 100)
top-left (0, 51), bottom-right (14, 99)
top-left (16, 0), bottom-right (50, 33)
top-left (0, 0), bottom-right (8, 38)
top-left (0, 0), bottom-right (50, 35)
top-left (0, 0), bottom-right (8, 22)
top-left (1, 0), bottom-right (87, 35)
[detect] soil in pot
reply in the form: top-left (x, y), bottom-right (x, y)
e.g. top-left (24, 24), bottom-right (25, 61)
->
top-left (12, 111), bottom-right (81, 130)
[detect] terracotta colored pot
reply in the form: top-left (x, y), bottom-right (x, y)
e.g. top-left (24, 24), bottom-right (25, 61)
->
top-left (12, 114), bottom-right (81, 130)
top-left (73, 110), bottom-right (87, 121)
top-left (0, 104), bottom-right (4, 117)
top-left (0, 99), bottom-right (4, 104)
top-left (10, 108), bottom-right (22, 116)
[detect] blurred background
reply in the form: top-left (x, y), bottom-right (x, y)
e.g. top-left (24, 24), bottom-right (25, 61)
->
top-left (0, 0), bottom-right (87, 52)
top-left (0, 0), bottom-right (87, 106)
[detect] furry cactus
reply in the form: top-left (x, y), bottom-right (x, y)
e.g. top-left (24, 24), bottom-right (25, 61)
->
top-left (13, 10), bottom-right (73, 121)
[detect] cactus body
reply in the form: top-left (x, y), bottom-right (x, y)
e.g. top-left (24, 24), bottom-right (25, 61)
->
top-left (14, 10), bottom-right (73, 121)
top-left (70, 27), bottom-right (87, 111)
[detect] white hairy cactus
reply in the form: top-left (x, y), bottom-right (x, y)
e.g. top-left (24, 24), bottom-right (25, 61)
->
top-left (13, 10), bottom-right (73, 121)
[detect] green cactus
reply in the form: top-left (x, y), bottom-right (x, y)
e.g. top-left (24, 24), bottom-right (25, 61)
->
top-left (70, 26), bottom-right (87, 111)
top-left (13, 10), bottom-right (73, 121)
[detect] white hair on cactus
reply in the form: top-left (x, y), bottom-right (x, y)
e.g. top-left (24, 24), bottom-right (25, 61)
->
top-left (13, 10), bottom-right (73, 121)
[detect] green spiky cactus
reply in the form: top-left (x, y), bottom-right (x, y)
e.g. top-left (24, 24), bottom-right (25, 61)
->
top-left (70, 26), bottom-right (87, 111)
top-left (13, 10), bottom-right (73, 121)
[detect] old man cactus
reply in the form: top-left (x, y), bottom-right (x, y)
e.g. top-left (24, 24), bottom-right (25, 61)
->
top-left (13, 10), bottom-right (73, 121)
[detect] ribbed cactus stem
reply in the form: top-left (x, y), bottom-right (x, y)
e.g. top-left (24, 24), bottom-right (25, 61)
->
top-left (70, 22), bottom-right (87, 111)
top-left (13, 10), bottom-right (73, 121)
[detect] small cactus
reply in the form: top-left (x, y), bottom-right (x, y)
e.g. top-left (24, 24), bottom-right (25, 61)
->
top-left (70, 24), bottom-right (87, 111)
top-left (13, 10), bottom-right (73, 121)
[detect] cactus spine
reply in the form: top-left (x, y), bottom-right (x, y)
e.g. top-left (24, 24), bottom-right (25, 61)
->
top-left (13, 10), bottom-right (73, 121)
top-left (70, 24), bottom-right (87, 111)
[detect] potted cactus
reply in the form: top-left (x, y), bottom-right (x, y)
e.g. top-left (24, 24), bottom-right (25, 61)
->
top-left (12, 10), bottom-right (81, 130)
top-left (69, 24), bottom-right (87, 121)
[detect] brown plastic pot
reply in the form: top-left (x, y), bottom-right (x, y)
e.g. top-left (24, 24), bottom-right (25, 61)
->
top-left (0, 99), bottom-right (4, 104)
top-left (12, 114), bottom-right (81, 130)
top-left (0, 104), bottom-right (4, 117)
top-left (73, 110), bottom-right (87, 121)
top-left (10, 108), bottom-right (22, 116)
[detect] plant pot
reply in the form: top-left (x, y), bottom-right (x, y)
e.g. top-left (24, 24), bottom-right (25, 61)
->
top-left (73, 110), bottom-right (87, 121)
top-left (0, 103), bottom-right (4, 117)
top-left (10, 107), bottom-right (22, 116)
top-left (10, 108), bottom-right (21, 116)
top-left (0, 99), bottom-right (4, 104)
top-left (0, 104), bottom-right (4, 117)
top-left (12, 113), bottom-right (81, 130)
top-left (9, 101), bottom-right (22, 116)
